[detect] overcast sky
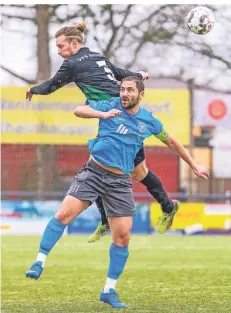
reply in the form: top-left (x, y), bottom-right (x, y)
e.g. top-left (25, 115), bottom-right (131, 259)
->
top-left (1, 4), bottom-right (231, 92)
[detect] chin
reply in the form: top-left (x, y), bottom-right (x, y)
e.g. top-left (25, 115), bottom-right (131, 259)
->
top-left (122, 102), bottom-right (129, 108)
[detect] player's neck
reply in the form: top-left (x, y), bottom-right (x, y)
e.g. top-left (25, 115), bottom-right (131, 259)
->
top-left (72, 44), bottom-right (85, 55)
top-left (125, 106), bottom-right (139, 115)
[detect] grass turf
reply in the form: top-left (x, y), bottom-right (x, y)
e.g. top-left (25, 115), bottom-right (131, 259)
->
top-left (1, 235), bottom-right (231, 313)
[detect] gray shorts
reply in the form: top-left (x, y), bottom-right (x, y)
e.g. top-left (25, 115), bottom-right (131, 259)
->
top-left (66, 159), bottom-right (135, 217)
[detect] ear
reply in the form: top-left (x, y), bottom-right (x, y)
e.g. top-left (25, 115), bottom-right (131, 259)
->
top-left (71, 39), bottom-right (78, 48)
top-left (139, 91), bottom-right (144, 100)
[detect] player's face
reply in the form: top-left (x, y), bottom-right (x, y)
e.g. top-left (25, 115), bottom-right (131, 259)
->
top-left (56, 35), bottom-right (76, 59)
top-left (120, 81), bottom-right (143, 109)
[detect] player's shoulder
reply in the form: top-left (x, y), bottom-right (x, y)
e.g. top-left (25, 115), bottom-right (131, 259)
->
top-left (107, 97), bottom-right (121, 107)
top-left (139, 107), bottom-right (161, 123)
top-left (62, 56), bottom-right (74, 68)
top-left (139, 107), bottom-right (153, 118)
top-left (86, 48), bottom-right (106, 59)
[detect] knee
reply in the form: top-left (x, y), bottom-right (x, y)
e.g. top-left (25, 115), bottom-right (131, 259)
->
top-left (113, 230), bottom-right (131, 247)
top-left (55, 208), bottom-right (73, 225)
top-left (131, 163), bottom-right (148, 182)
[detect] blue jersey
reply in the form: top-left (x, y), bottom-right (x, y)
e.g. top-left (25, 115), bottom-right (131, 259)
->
top-left (87, 97), bottom-right (163, 174)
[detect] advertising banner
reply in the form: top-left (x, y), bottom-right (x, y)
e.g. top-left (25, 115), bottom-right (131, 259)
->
top-left (1, 200), bottom-right (65, 235)
top-left (2, 200), bottom-right (230, 235)
top-left (193, 90), bottom-right (231, 127)
top-left (1, 87), bottom-right (190, 145)
top-left (210, 128), bottom-right (231, 178)
top-left (150, 202), bottom-right (231, 231)
top-left (68, 203), bottom-right (151, 234)
top-left (1, 201), bottom-right (151, 235)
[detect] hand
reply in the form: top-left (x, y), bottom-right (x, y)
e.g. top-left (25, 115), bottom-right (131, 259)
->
top-left (26, 89), bottom-right (33, 101)
top-left (192, 164), bottom-right (210, 180)
top-left (101, 109), bottom-right (122, 120)
top-left (138, 71), bottom-right (149, 81)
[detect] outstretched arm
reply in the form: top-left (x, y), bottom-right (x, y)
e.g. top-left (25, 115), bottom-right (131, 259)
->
top-left (155, 130), bottom-right (210, 179)
top-left (26, 60), bottom-right (73, 100)
top-left (107, 60), bottom-right (149, 81)
top-left (74, 105), bottom-right (122, 120)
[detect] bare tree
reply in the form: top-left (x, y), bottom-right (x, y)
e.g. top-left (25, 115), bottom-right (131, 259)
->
top-left (2, 4), bottom-right (231, 88)
top-left (1, 4), bottom-right (63, 197)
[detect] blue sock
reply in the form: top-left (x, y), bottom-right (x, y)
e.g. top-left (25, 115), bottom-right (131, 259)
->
top-left (107, 243), bottom-right (129, 280)
top-left (39, 217), bottom-right (67, 255)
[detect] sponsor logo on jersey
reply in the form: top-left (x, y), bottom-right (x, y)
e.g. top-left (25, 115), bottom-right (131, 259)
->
top-left (116, 124), bottom-right (129, 134)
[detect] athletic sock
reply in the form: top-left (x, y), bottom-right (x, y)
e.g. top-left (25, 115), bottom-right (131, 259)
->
top-left (36, 217), bottom-right (67, 264)
top-left (141, 170), bottom-right (174, 214)
top-left (104, 243), bottom-right (129, 293)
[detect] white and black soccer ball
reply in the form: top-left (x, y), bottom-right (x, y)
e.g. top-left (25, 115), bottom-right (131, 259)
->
top-left (186, 6), bottom-right (215, 35)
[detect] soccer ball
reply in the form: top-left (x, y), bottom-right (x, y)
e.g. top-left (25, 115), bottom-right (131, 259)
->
top-left (186, 6), bottom-right (215, 35)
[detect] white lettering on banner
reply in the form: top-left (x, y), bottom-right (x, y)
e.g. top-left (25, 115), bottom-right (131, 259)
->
top-left (1, 121), bottom-right (94, 136)
top-left (204, 204), bottom-right (231, 215)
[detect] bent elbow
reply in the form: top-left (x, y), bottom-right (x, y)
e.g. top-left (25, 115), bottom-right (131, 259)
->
top-left (73, 107), bottom-right (82, 117)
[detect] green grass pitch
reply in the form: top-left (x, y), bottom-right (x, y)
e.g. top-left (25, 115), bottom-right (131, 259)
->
top-left (2, 235), bottom-right (231, 313)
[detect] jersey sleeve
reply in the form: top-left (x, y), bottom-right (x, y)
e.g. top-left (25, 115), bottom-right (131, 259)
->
top-left (87, 97), bottom-right (118, 112)
top-left (30, 60), bottom-right (73, 95)
top-left (106, 60), bottom-right (143, 81)
top-left (149, 113), bottom-right (164, 135)
top-left (149, 113), bottom-right (170, 142)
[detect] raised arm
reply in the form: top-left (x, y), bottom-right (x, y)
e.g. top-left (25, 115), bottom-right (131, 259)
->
top-left (107, 60), bottom-right (149, 82)
top-left (26, 60), bottom-right (73, 100)
top-left (155, 130), bottom-right (210, 179)
top-left (74, 99), bottom-right (122, 120)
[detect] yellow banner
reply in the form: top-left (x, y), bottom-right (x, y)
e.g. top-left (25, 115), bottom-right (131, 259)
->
top-left (150, 203), bottom-right (231, 230)
top-left (1, 87), bottom-right (190, 145)
top-left (141, 89), bottom-right (190, 146)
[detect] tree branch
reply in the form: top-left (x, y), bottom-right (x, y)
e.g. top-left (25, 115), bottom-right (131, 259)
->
top-left (154, 74), bottom-right (231, 94)
top-left (130, 4), bottom-right (176, 29)
top-left (119, 4), bottom-right (133, 28)
top-left (104, 5), bottom-right (133, 58)
top-left (103, 5), bottom-right (117, 58)
top-left (124, 40), bottom-right (144, 69)
top-left (50, 5), bottom-right (94, 24)
top-left (0, 4), bottom-right (35, 8)
top-left (48, 4), bottom-right (63, 18)
top-left (52, 12), bottom-right (83, 24)
top-left (1, 13), bottom-right (35, 21)
top-left (1, 27), bottom-right (35, 36)
top-left (1, 65), bottom-right (36, 84)
top-left (176, 41), bottom-right (231, 69)
top-left (93, 35), bottom-right (104, 52)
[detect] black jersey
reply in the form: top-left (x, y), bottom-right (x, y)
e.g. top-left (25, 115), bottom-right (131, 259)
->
top-left (30, 47), bottom-right (142, 101)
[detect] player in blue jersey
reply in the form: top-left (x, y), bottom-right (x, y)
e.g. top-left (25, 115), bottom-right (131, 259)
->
top-left (26, 77), bottom-right (209, 309)
top-left (26, 22), bottom-right (180, 241)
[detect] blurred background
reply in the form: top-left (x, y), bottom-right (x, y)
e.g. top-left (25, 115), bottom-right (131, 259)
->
top-left (1, 4), bottom-right (231, 236)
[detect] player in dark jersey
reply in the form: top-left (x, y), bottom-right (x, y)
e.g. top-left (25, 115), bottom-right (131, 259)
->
top-left (26, 22), bottom-right (178, 239)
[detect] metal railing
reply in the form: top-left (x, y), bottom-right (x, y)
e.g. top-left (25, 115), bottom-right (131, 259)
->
top-left (1, 190), bottom-right (231, 203)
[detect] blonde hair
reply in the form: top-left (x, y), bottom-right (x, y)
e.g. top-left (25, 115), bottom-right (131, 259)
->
top-left (55, 22), bottom-right (86, 43)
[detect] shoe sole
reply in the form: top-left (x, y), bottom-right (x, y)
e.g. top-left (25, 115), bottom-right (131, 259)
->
top-left (100, 299), bottom-right (127, 309)
top-left (26, 271), bottom-right (40, 280)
